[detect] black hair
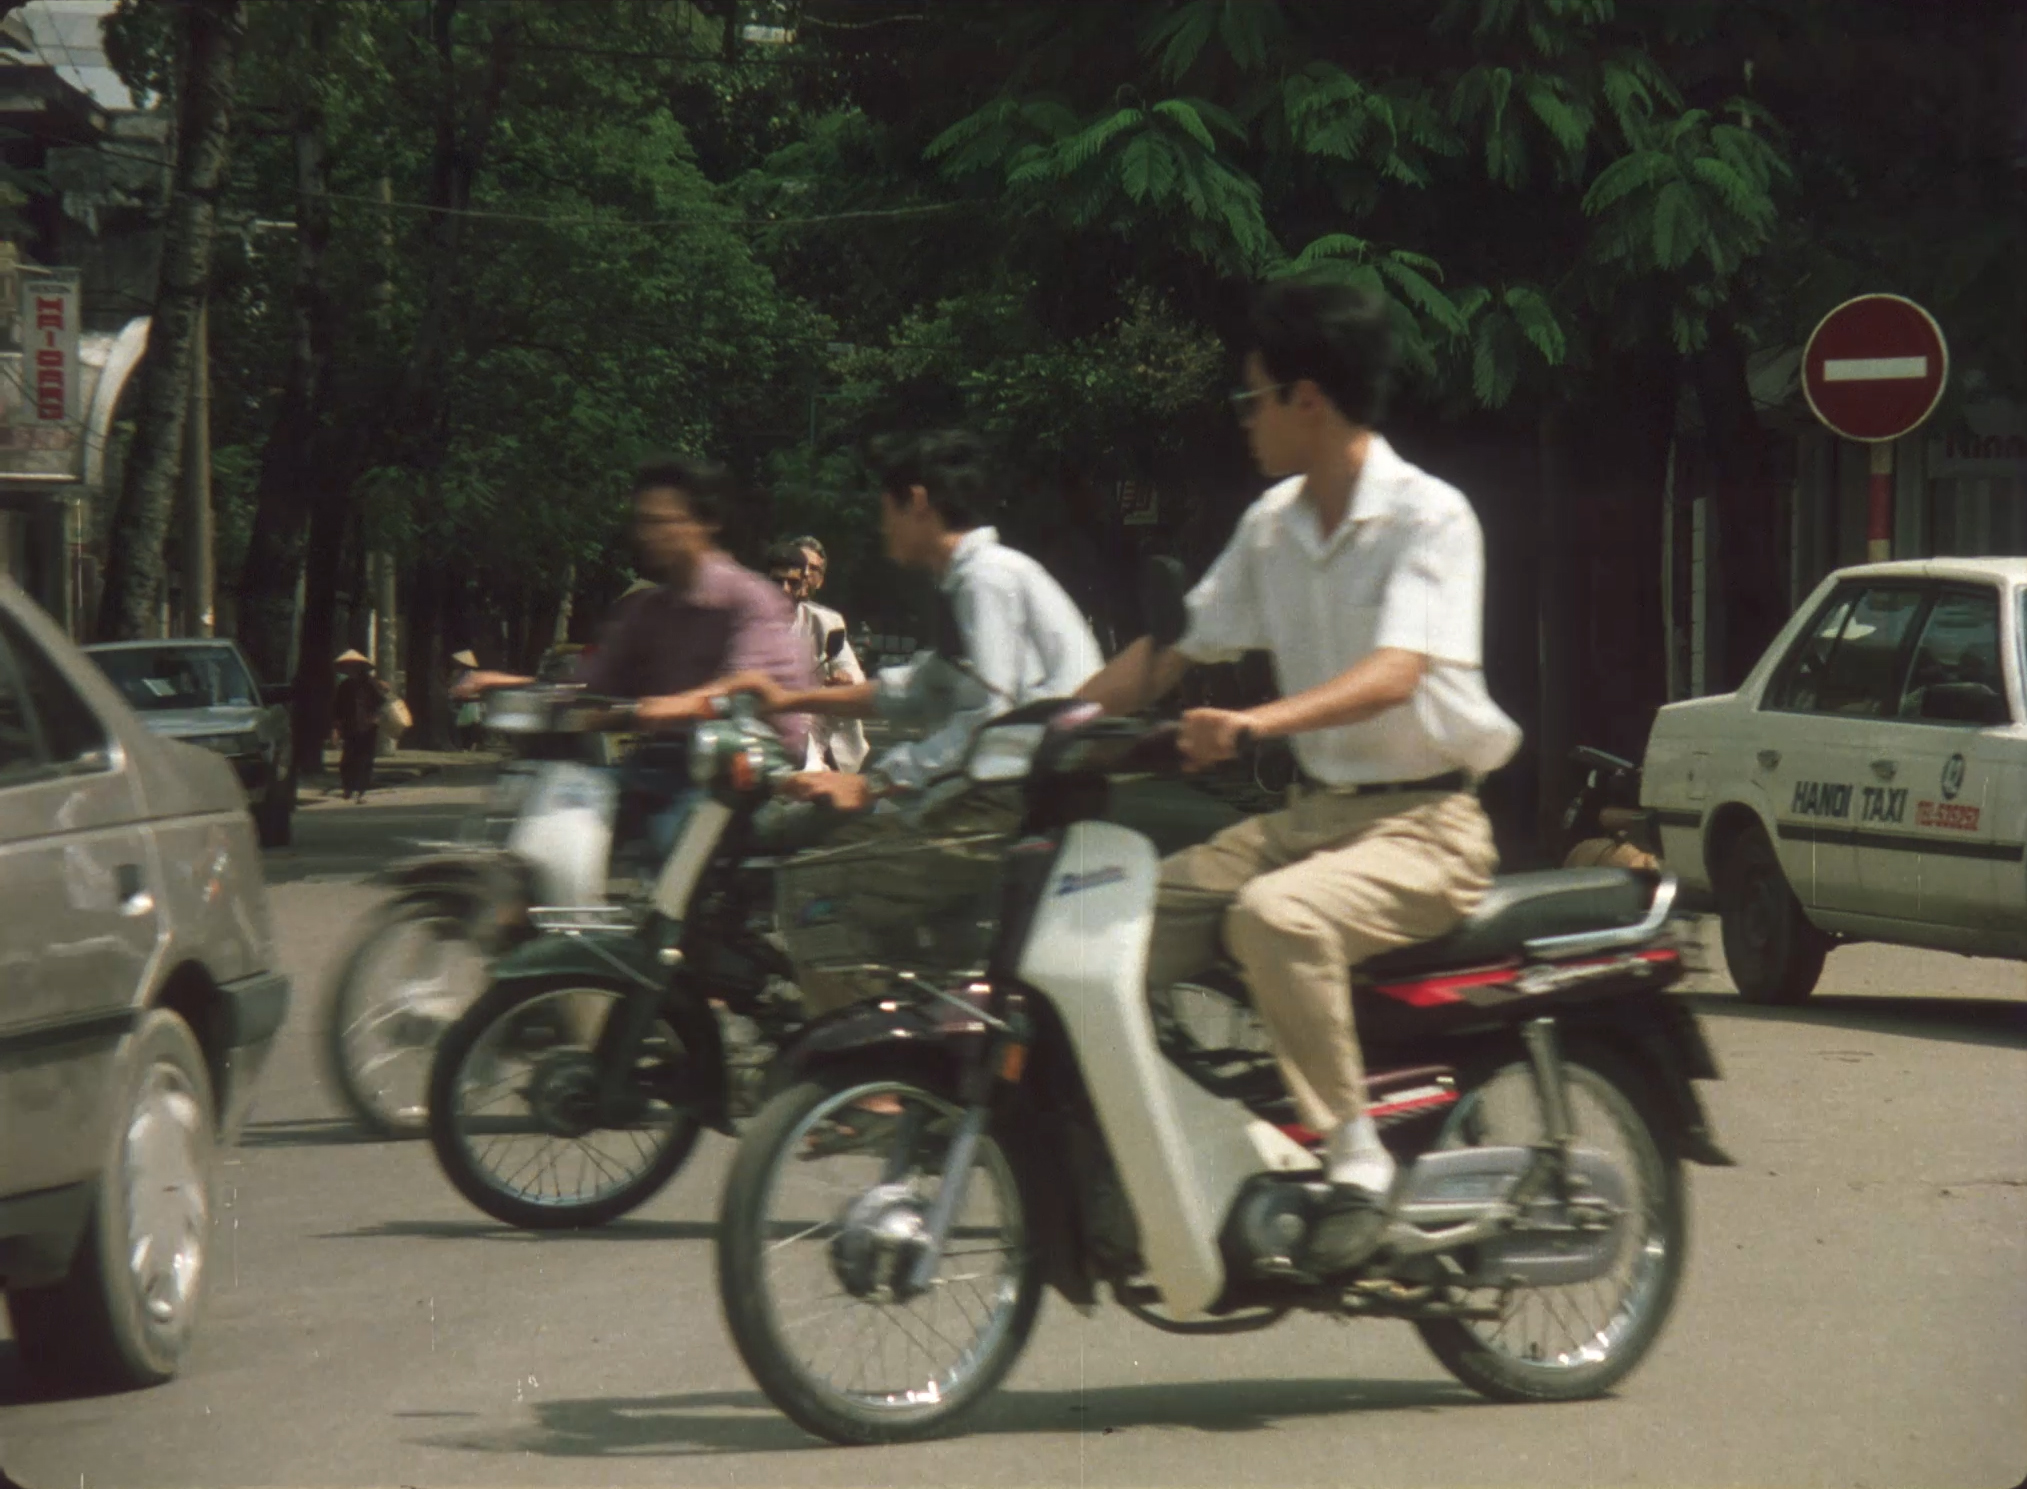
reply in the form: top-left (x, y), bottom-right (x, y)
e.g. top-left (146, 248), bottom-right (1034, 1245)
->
top-left (764, 539), bottom-right (810, 573)
top-left (1242, 276), bottom-right (1397, 427)
top-left (867, 430), bottom-right (993, 531)
top-left (631, 455), bottom-right (733, 527)
top-left (790, 535), bottom-right (826, 561)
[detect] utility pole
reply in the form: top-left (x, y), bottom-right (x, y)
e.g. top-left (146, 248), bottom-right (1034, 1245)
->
top-left (182, 299), bottom-right (214, 634)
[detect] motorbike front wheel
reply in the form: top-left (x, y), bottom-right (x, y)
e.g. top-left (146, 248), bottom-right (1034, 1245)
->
top-left (717, 1065), bottom-right (1044, 1445)
top-left (324, 892), bottom-right (492, 1138)
top-left (1413, 1045), bottom-right (1686, 1402)
top-left (426, 974), bottom-right (703, 1229)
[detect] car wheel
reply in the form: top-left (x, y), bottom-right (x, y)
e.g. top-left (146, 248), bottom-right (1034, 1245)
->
top-left (1716, 827), bottom-right (1827, 1005)
top-left (5, 1010), bottom-right (217, 1392)
top-left (255, 756), bottom-right (295, 848)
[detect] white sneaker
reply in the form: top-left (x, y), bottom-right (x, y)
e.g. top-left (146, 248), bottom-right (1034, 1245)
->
top-left (1323, 1115), bottom-right (1396, 1200)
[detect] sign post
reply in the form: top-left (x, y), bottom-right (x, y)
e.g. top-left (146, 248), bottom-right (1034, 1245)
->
top-left (1800, 293), bottom-right (1949, 562)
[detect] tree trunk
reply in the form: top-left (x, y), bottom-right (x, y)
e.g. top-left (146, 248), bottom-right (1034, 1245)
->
top-left (235, 26), bottom-right (333, 684)
top-left (290, 472), bottom-right (349, 776)
top-left (1535, 403), bottom-right (1574, 855)
top-left (1693, 329), bottom-right (1787, 689)
top-left (404, 555), bottom-right (452, 750)
top-left (97, 0), bottom-right (244, 639)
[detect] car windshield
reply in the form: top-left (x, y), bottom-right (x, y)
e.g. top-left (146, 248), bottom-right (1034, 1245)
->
top-left (91, 646), bottom-right (259, 712)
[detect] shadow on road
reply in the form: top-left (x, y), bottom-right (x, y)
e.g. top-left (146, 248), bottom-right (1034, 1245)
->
top-left (235, 1117), bottom-right (389, 1149)
top-left (0, 1340), bottom-right (145, 1408)
top-left (420, 1376), bottom-right (1484, 1458)
top-left (262, 801), bottom-right (477, 885)
top-left (318, 1217), bottom-right (720, 1244)
top-left (1683, 992), bottom-right (2027, 1051)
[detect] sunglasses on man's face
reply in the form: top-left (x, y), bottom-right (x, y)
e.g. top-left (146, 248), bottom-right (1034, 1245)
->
top-left (1227, 382), bottom-right (1292, 418)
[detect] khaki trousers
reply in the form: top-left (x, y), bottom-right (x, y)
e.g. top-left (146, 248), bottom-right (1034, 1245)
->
top-left (1146, 787), bottom-right (1498, 1134)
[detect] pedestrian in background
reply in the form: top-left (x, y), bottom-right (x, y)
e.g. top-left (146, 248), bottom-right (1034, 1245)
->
top-left (768, 538), bottom-right (869, 771)
top-left (450, 649), bottom-right (484, 750)
top-left (331, 650), bottom-right (391, 802)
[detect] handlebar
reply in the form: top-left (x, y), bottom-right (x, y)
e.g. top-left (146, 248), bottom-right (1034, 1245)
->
top-left (483, 684), bottom-right (641, 736)
top-left (1571, 744), bottom-right (1638, 776)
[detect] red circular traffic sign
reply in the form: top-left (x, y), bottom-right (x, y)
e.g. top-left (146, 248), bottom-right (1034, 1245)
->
top-left (1801, 294), bottom-right (1949, 443)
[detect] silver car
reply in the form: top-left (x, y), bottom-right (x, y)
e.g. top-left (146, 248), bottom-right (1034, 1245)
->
top-left (84, 638), bottom-right (297, 848)
top-left (0, 579), bottom-right (289, 1391)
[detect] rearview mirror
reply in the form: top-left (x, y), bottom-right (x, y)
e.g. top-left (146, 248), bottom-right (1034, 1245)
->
top-left (1139, 556), bottom-right (1190, 649)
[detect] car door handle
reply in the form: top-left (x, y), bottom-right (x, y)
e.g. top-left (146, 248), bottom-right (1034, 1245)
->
top-left (1756, 749), bottom-right (1781, 770)
top-left (1870, 759), bottom-right (1896, 781)
top-left (115, 863), bottom-right (155, 918)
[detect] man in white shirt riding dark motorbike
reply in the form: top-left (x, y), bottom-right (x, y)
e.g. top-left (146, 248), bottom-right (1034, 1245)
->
top-left (1079, 277), bottom-right (1522, 1226)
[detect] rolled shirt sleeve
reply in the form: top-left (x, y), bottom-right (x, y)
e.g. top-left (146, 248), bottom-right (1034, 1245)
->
top-left (1373, 506), bottom-right (1485, 667)
top-left (873, 570), bottom-right (1027, 789)
top-left (1177, 514), bottom-right (1268, 664)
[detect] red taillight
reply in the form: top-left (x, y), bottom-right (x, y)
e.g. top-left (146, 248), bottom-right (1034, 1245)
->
top-left (726, 749), bottom-right (757, 793)
top-left (1370, 963), bottom-right (1517, 1007)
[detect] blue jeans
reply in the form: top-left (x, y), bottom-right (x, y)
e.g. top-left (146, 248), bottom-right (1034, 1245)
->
top-left (612, 743), bottom-right (698, 870)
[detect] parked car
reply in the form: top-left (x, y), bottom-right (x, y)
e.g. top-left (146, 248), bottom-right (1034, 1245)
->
top-left (84, 638), bottom-right (296, 847)
top-left (1639, 558), bottom-right (2025, 1002)
top-left (0, 580), bottom-right (290, 1391)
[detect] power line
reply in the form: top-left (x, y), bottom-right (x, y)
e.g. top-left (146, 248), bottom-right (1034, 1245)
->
top-left (317, 189), bottom-right (968, 230)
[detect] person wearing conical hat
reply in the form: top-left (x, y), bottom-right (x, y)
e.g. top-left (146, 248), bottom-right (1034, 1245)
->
top-left (449, 649), bottom-right (483, 750)
top-left (332, 649), bottom-right (390, 801)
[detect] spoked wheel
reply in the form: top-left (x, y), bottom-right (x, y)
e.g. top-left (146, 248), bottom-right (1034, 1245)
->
top-left (426, 975), bottom-right (701, 1229)
top-left (1414, 1048), bottom-right (1685, 1402)
top-left (717, 1067), bottom-right (1043, 1445)
top-left (324, 895), bottom-right (491, 1137)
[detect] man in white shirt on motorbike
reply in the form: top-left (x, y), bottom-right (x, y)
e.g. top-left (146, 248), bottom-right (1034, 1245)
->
top-left (719, 429), bottom-right (1103, 1026)
top-left (1079, 276), bottom-right (1521, 1218)
top-left (730, 429), bottom-right (1102, 815)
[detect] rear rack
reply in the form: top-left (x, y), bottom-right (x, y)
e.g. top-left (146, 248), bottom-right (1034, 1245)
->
top-left (1522, 874), bottom-right (1678, 961)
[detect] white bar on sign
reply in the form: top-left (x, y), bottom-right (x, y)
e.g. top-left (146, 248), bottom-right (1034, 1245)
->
top-left (1823, 356), bottom-right (1928, 382)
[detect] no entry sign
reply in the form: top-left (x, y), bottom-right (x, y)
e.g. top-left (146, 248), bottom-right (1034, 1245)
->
top-left (1801, 294), bottom-right (1949, 443)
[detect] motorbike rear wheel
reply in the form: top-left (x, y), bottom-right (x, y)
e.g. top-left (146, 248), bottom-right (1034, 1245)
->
top-left (426, 974), bottom-right (702, 1229)
top-left (323, 892), bottom-right (491, 1138)
top-left (1413, 1045), bottom-right (1686, 1403)
top-left (717, 1065), bottom-right (1043, 1445)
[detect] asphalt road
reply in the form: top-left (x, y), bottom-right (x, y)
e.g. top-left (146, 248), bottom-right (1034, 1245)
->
top-left (1, 772), bottom-right (2022, 1488)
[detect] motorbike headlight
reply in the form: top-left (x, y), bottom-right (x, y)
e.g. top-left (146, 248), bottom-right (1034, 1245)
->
top-left (690, 720), bottom-right (734, 787)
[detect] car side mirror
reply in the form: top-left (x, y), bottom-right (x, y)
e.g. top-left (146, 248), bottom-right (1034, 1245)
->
top-left (263, 684), bottom-right (293, 706)
top-left (1139, 556), bottom-right (1189, 649)
top-left (1918, 681), bottom-right (2009, 726)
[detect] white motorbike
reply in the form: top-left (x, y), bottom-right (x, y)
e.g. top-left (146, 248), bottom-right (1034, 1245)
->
top-left (711, 606), bottom-right (1731, 1444)
top-left (321, 685), bottom-right (629, 1136)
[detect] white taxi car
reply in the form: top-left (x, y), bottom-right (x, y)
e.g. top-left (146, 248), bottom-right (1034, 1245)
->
top-left (1641, 559), bottom-right (2024, 1002)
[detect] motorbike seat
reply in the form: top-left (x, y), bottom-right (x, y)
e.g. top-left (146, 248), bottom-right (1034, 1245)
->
top-left (1359, 868), bottom-right (1656, 980)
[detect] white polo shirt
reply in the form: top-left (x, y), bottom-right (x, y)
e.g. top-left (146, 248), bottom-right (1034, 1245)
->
top-left (1177, 436), bottom-right (1521, 786)
top-left (874, 526), bottom-right (1103, 788)
top-left (793, 599), bottom-right (869, 772)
